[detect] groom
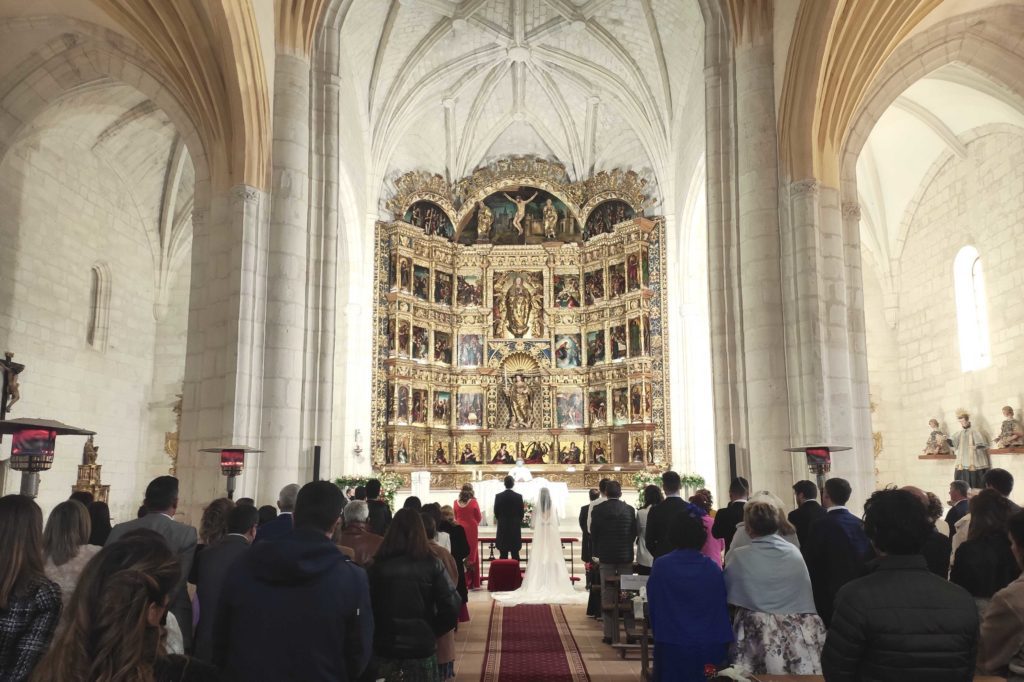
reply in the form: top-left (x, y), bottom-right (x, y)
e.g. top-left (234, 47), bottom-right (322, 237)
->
top-left (494, 476), bottom-right (525, 560)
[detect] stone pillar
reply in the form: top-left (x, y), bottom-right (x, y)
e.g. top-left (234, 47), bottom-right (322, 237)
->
top-left (259, 52), bottom-right (313, 503)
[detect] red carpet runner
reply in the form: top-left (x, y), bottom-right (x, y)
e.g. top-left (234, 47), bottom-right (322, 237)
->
top-left (481, 602), bottom-right (590, 681)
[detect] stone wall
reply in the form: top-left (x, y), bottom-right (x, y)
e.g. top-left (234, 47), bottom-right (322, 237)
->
top-left (0, 135), bottom-right (189, 521)
top-left (865, 129), bottom-right (1024, 500)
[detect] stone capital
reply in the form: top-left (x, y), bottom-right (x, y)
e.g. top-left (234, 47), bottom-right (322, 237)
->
top-left (842, 202), bottom-right (862, 220)
top-left (790, 179), bottom-right (819, 197)
top-left (231, 184), bottom-right (260, 204)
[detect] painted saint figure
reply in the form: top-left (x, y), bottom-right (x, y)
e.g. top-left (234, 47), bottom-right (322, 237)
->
top-left (542, 198), bottom-right (559, 239)
top-left (949, 410), bottom-right (990, 488)
top-left (477, 201), bottom-right (493, 239)
top-left (994, 406), bottom-right (1024, 449)
top-left (435, 445), bottom-right (448, 465)
top-left (502, 191), bottom-right (537, 235)
top-left (922, 419), bottom-right (952, 456)
top-left (508, 374), bottom-right (532, 428)
top-left (504, 277), bottom-right (536, 337)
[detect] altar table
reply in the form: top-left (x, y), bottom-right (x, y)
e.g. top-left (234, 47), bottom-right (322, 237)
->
top-left (475, 477), bottom-right (569, 521)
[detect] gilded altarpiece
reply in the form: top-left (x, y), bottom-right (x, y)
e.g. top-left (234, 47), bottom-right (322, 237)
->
top-left (372, 158), bottom-right (669, 489)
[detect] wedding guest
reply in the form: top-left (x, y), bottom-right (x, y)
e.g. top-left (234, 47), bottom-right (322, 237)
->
top-left (978, 510), bottom-right (1024, 679)
top-left (586, 478), bottom-right (611, 534)
top-left (189, 497), bottom-right (234, 585)
top-left (403, 496), bottom-right (423, 511)
top-left (635, 484), bottom-right (663, 575)
top-left (337, 500), bottom-right (383, 567)
top-left (369, 509), bottom-right (460, 681)
top-left (253, 483), bottom-right (299, 543)
top-left (494, 477), bottom-right (525, 561)
top-left (645, 472), bottom-right (695, 561)
top-left (32, 532), bottom-right (219, 682)
top-left (439, 505), bottom-right (471, 613)
top-left (788, 480), bottom-right (826, 547)
top-left (902, 486), bottom-right (951, 577)
top-left (422, 503), bottom-right (452, 554)
top-left (235, 497), bottom-right (255, 508)
top-left (582, 489), bottom-right (602, 618)
top-left (257, 505), bottom-right (277, 527)
top-left (690, 489), bottom-right (724, 566)
top-left (951, 488), bottom-right (1020, 613)
top-left (946, 480), bottom-right (970, 536)
top-left (726, 491), bottom-right (799, 559)
top-left (821, 488), bottom-right (978, 681)
top-left (42, 500), bottom-right (101, 606)
top-left (68, 491), bottom-right (93, 507)
top-left (712, 477), bottom-right (749, 551)
top-left (454, 484), bottom-right (483, 589)
top-left (590, 481), bottom-right (637, 644)
top-left (366, 479), bottom-right (393, 536)
top-left (647, 513), bottom-right (733, 681)
top-left (725, 501), bottom-right (826, 674)
top-left (354, 486), bottom-right (367, 501)
top-left (0, 495), bottom-right (62, 682)
top-left (87, 501), bottom-right (112, 546)
top-left (421, 513), bottom-right (458, 680)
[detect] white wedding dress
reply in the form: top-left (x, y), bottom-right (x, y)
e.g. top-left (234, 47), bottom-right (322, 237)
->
top-left (493, 488), bottom-right (588, 605)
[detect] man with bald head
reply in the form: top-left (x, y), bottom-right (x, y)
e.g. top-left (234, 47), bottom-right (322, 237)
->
top-left (254, 483), bottom-right (302, 543)
top-left (901, 485), bottom-right (952, 577)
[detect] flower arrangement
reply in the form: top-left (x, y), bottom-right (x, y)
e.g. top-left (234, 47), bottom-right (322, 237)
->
top-left (631, 471), bottom-right (707, 507)
top-left (334, 470), bottom-right (405, 509)
top-left (521, 500), bottom-right (534, 528)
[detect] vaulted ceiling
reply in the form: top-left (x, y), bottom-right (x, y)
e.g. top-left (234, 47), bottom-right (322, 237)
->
top-left (336, 0), bottom-right (704, 201)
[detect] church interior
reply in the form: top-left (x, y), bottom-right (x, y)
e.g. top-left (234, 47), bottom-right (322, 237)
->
top-left (1, 0), bottom-right (1024, 679)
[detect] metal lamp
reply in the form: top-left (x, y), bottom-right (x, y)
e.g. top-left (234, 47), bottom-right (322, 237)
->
top-left (0, 418), bottom-right (95, 497)
top-left (199, 445), bottom-right (262, 499)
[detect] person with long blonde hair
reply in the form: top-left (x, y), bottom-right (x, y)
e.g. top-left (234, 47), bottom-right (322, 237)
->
top-left (0, 495), bottom-right (62, 682)
top-left (42, 500), bottom-right (101, 606)
top-left (32, 530), bottom-right (218, 682)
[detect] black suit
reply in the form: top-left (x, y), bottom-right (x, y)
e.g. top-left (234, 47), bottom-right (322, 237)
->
top-left (945, 498), bottom-right (969, 537)
top-left (643, 496), bottom-right (688, 560)
top-left (194, 535), bottom-right (250, 661)
top-left (579, 503), bottom-right (592, 561)
top-left (711, 500), bottom-right (745, 551)
top-left (493, 489), bottom-right (525, 560)
top-left (804, 509), bottom-right (870, 626)
top-left (366, 499), bottom-right (393, 537)
top-left (788, 499), bottom-right (827, 548)
top-left (253, 512), bottom-right (292, 544)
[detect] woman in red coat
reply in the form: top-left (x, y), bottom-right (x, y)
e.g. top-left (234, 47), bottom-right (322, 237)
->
top-left (454, 484), bottom-right (483, 589)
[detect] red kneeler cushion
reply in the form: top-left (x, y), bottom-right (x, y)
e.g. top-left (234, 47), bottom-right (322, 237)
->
top-left (487, 559), bottom-right (523, 592)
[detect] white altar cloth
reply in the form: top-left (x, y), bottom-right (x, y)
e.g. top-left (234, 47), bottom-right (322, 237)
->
top-left (476, 478), bottom-right (569, 523)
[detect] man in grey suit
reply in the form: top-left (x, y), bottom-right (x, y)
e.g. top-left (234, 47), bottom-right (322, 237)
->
top-left (106, 475), bottom-right (198, 649)
top-left (193, 504), bottom-right (258, 661)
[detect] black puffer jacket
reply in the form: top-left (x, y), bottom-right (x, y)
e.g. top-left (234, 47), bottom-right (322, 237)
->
top-left (590, 498), bottom-right (637, 564)
top-left (367, 554), bottom-right (461, 660)
top-left (821, 555), bottom-right (979, 681)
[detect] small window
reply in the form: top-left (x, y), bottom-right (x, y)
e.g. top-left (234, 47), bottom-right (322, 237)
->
top-left (87, 263), bottom-right (111, 351)
top-left (953, 246), bottom-right (990, 371)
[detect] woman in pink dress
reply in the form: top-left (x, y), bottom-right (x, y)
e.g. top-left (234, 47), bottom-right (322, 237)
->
top-left (691, 489), bottom-right (725, 566)
top-left (454, 484), bottom-right (482, 589)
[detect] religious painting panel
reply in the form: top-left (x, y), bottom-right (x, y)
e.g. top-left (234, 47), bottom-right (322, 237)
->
top-left (458, 334), bottom-right (483, 367)
top-left (458, 188), bottom-right (578, 246)
top-left (630, 383), bottom-right (646, 423)
top-left (385, 317), bottom-right (395, 353)
top-left (630, 437), bottom-right (646, 464)
top-left (394, 435), bottom-right (412, 465)
top-left (492, 271), bottom-right (544, 339)
top-left (642, 313), bottom-right (651, 354)
top-left (584, 268), bottom-right (604, 305)
top-left (433, 330), bottom-right (452, 364)
top-left (432, 390), bottom-right (452, 426)
top-left (611, 386), bottom-right (629, 426)
top-left (588, 388), bottom-right (607, 426)
top-left (397, 385), bottom-right (410, 423)
top-left (388, 254), bottom-right (397, 290)
top-left (553, 274), bottom-right (581, 308)
top-left (586, 329), bottom-right (605, 366)
top-left (412, 326), bottom-right (430, 361)
top-left (610, 325), bottom-right (627, 361)
top-left (556, 387), bottom-right (584, 429)
top-left (411, 389), bottom-right (428, 425)
top-left (413, 265), bottom-right (430, 301)
top-left (641, 247), bottom-right (650, 287)
top-left (627, 253), bottom-right (641, 292)
top-left (584, 200), bottom-right (634, 238)
top-left (397, 320), bottom-right (411, 357)
top-left (522, 439), bottom-right (552, 465)
top-left (589, 439), bottom-right (609, 464)
top-left (434, 271), bottom-right (453, 305)
top-left (608, 262), bottom-right (626, 298)
top-left (628, 317), bottom-right (643, 358)
top-left (399, 257), bottom-right (411, 292)
top-left (489, 440), bottom-right (515, 465)
top-left (432, 440), bottom-right (451, 465)
top-left (558, 438), bottom-right (583, 464)
top-left (456, 274), bottom-right (483, 307)
top-left (457, 439), bottom-right (481, 465)
top-left (643, 380), bottom-right (653, 422)
top-left (554, 334), bottom-right (582, 369)
top-left (404, 200), bottom-right (453, 238)
top-left (385, 382), bottom-right (394, 422)
top-left (456, 389), bottom-right (484, 427)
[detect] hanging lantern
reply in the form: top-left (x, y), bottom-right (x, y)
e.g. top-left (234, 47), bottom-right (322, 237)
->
top-left (0, 418), bottom-right (95, 497)
top-left (200, 445), bottom-right (262, 499)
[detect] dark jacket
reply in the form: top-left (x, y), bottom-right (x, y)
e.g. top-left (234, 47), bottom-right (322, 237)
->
top-left (439, 519), bottom-right (470, 603)
top-left (951, 532), bottom-right (1021, 599)
top-left (367, 554), bottom-right (461, 660)
top-left (579, 503), bottom-right (592, 561)
top-left (803, 508), bottom-right (870, 625)
top-left (213, 528), bottom-right (373, 681)
top-left (788, 499), bottom-right (826, 547)
top-left (590, 498), bottom-right (637, 564)
top-left (711, 500), bottom-right (745, 551)
top-left (493, 489), bottom-right (525, 552)
top-left (253, 512), bottom-right (292, 544)
top-left (366, 499), bottom-right (392, 537)
top-left (194, 535), bottom-right (250, 662)
top-left (945, 499), bottom-right (969, 537)
top-left (644, 496), bottom-right (689, 560)
top-left (922, 528), bottom-right (952, 579)
top-left (821, 555), bottom-right (979, 682)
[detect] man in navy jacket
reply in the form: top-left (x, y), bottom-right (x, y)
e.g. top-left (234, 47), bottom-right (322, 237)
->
top-left (214, 481), bottom-right (373, 681)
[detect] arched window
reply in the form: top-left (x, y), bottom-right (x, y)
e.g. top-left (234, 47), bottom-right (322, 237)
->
top-left (87, 263), bottom-right (111, 351)
top-left (954, 246), bottom-right (990, 371)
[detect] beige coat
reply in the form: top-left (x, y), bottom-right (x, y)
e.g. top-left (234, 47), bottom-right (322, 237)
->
top-left (978, 574), bottom-right (1024, 681)
top-left (429, 542), bottom-right (458, 666)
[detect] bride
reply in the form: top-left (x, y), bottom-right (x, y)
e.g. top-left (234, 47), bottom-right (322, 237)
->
top-left (493, 487), bottom-right (588, 605)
